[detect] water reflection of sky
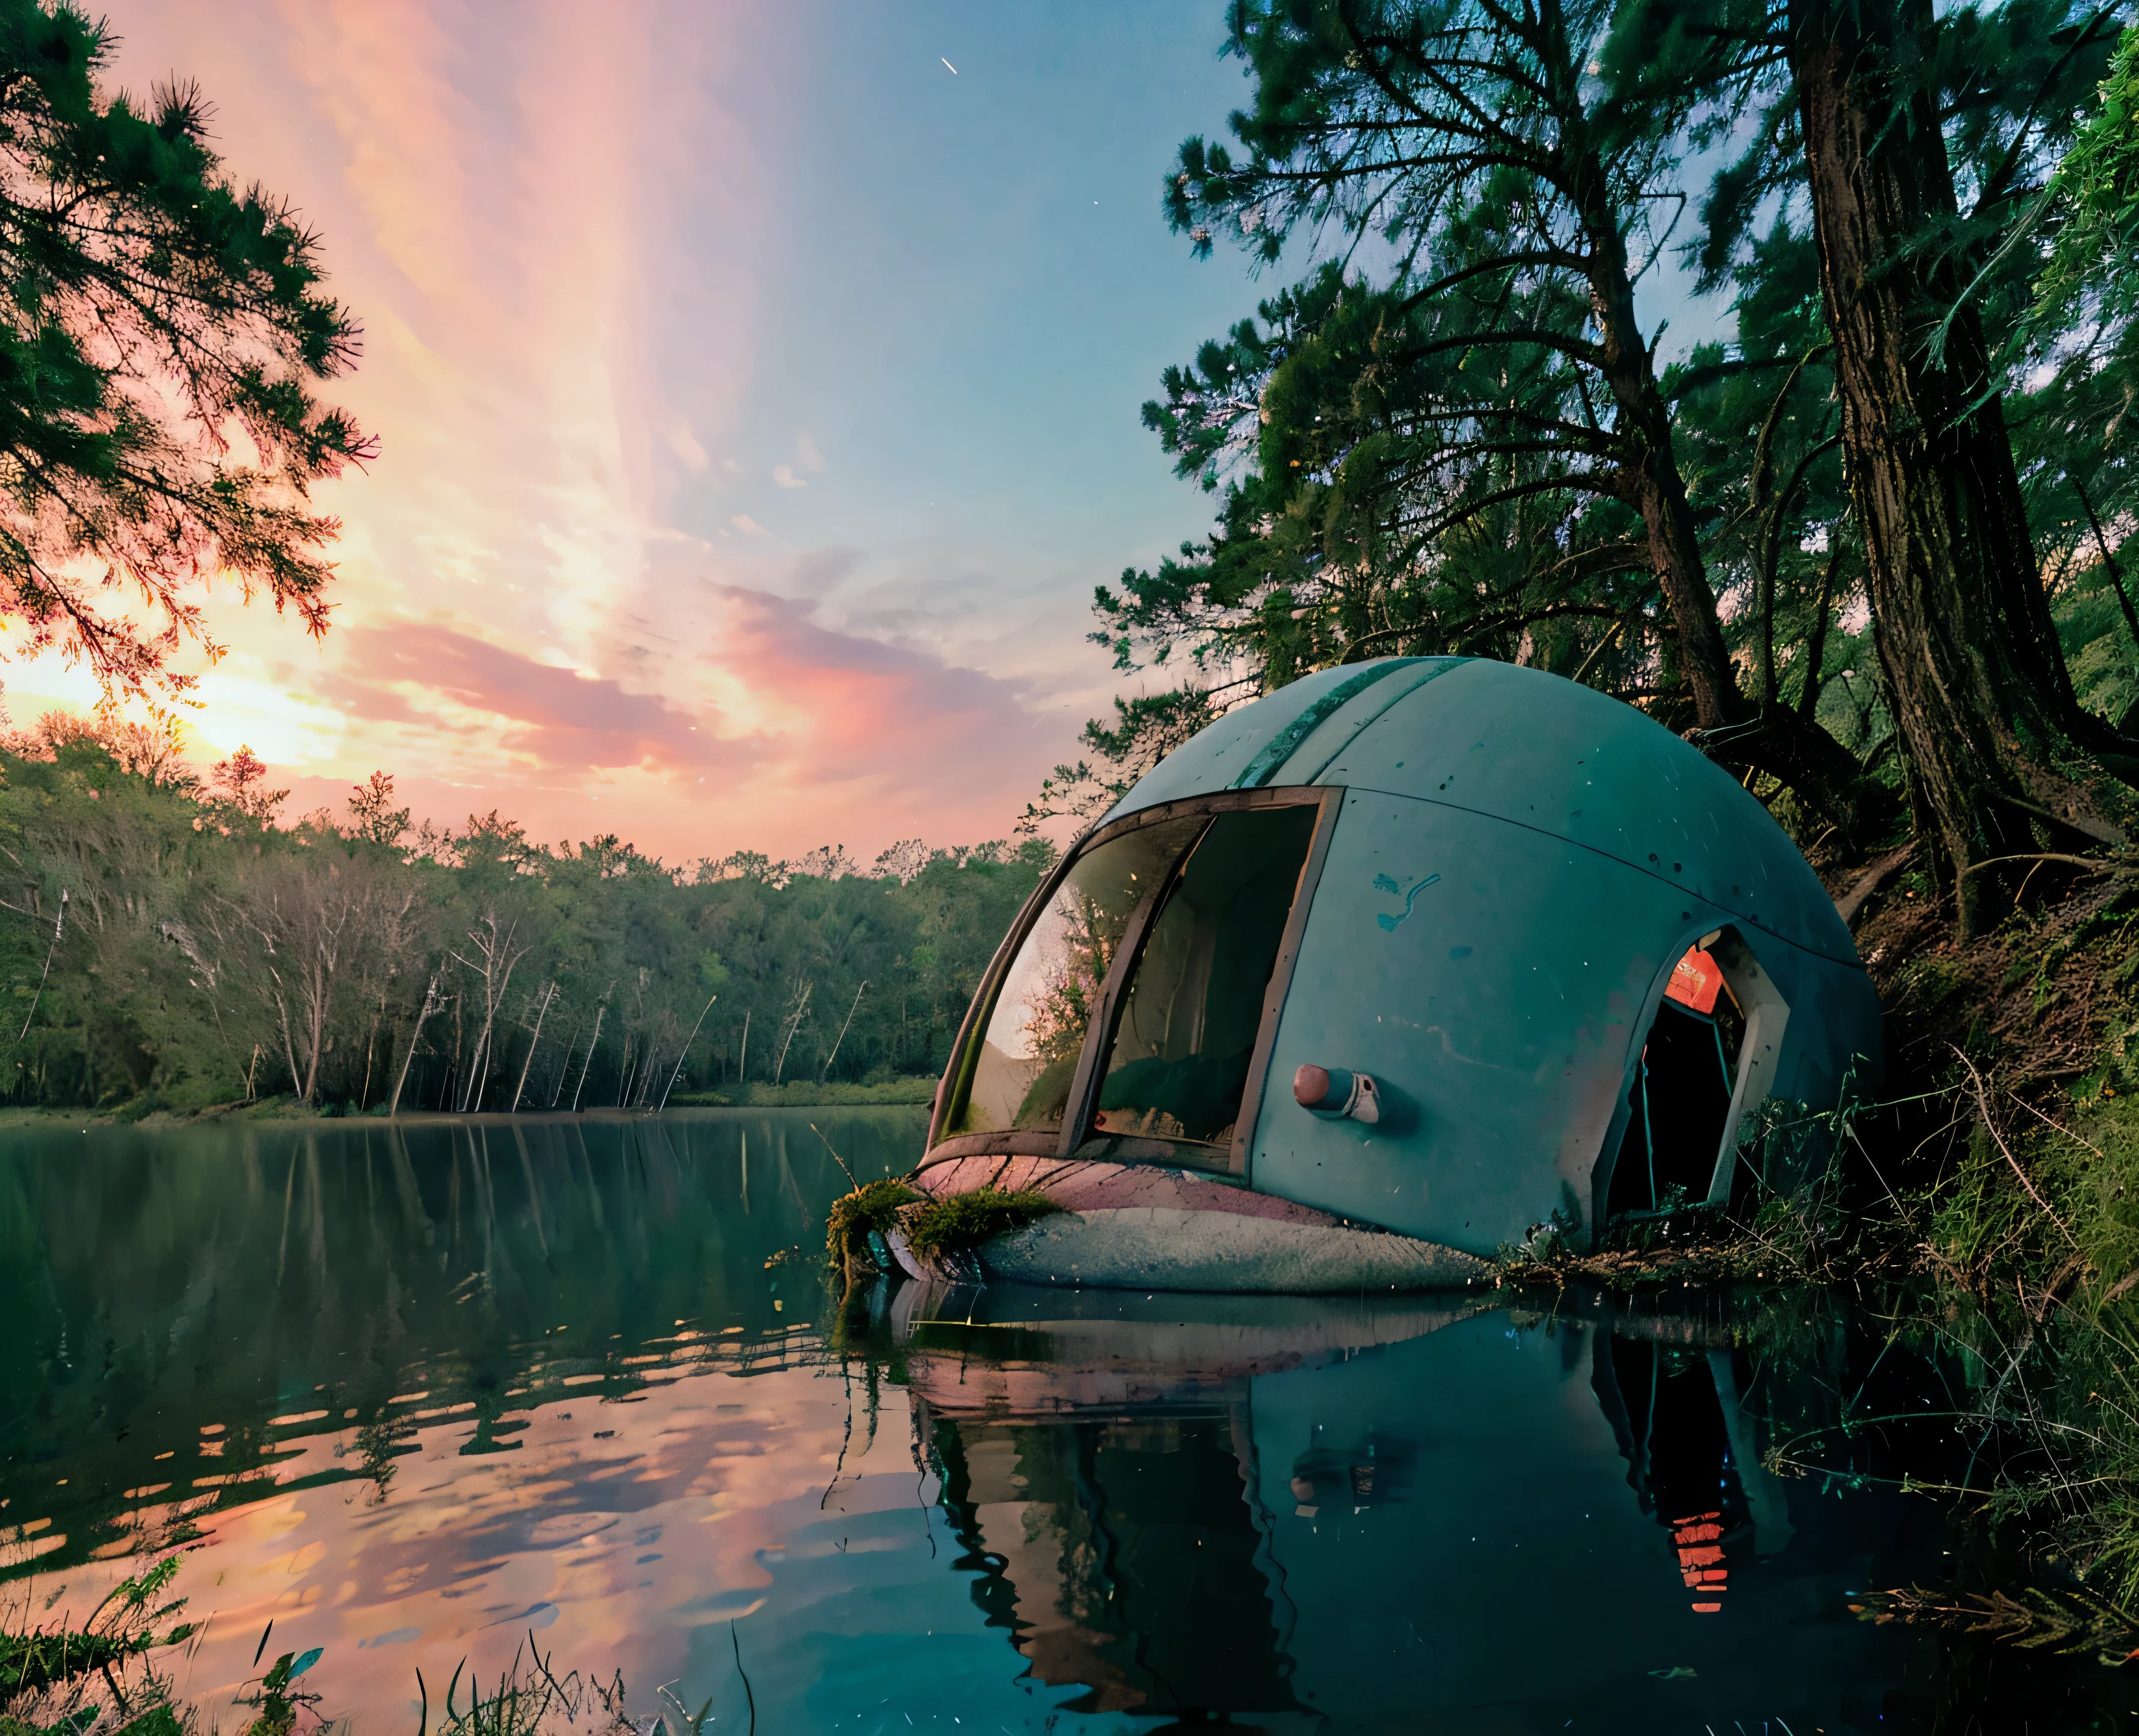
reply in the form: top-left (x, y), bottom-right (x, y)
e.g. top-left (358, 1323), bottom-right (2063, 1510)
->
top-left (2, 1115), bottom-right (1968, 1730)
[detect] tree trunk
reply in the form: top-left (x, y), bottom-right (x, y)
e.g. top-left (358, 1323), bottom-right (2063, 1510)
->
top-left (1788, 0), bottom-right (2122, 926)
top-left (1558, 25), bottom-right (1739, 739)
top-left (1555, 33), bottom-right (1885, 844)
top-left (511, 981), bottom-right (556, 1113)
top-left (273, 982), bottom-right (304, 1104)
top-left (302, 965), bottom-right (326, 1105)
top-left (388, 976), bottom-right (440, 1118)
top-left (571, 1000), bottom-right (605, 1112)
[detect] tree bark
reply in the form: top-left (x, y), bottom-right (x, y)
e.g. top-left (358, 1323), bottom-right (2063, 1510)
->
top-left (1790, 0), bottom-right (2128, 925)
top-left (1556, 21), bottom-right (1740, 739)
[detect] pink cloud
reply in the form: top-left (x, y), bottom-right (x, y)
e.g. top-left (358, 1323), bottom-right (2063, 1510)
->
top-left (323, 596), bottom-right (1051, 797)
top-left (339, 624), bottom-right (741, 770)
top-left (702, 587), bottom-right (1050, 791)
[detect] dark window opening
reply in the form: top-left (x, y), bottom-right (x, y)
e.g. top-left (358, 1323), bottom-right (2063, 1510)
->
top-left (1089, 804), bottom-right (1319, 1150)
top-left (930, 1410), bottom-right (1303, 1717)
top-left (1605, 947), bottom-right (1746, 1219)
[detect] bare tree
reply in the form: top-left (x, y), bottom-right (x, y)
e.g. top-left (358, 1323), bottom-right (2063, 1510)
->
top-left (388, 975), bottom-right (443, 1117)
top-left (658, 993), bottom-right (719, 1111)
top-left (451, 909), bottom-right (529, 1113)
top-left (772, 978), bottom-right (812, 1086)
top-left (571, 993), bottom-right (610, 1112)
top-left (510, 980), bottom-right (559, 1113)
top-left (230, 851), bottom-right (419, 1104)
top-left (819, 981), bottom-right (867, 1084)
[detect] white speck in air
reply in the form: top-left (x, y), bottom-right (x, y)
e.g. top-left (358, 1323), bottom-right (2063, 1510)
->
top-left (941, 58), bottom-right (957, 74)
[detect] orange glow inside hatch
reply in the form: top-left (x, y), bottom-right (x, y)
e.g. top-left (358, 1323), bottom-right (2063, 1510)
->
top-left (1664, 946), bottom-right (1724, 1016)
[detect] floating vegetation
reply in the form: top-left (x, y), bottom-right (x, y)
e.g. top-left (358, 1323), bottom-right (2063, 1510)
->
top-left (1851, 1583), bottom-right (2139, 1666)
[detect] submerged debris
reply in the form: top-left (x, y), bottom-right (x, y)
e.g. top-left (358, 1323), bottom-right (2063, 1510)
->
top-left (1496, 1194), bottom-right (1843, 1294)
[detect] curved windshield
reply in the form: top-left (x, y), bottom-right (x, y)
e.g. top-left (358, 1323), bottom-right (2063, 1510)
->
top-left (952, 816), bottom-right (1206, 1137)
top-left (1090, 804), bottom-right (1319, 1150)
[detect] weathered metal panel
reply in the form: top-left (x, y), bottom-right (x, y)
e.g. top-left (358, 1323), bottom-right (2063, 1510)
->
top-left (1316, 660), bottom-right (1855, 963)
top-left (1108, 658), bottom-right (1856, 966)
top-left (1243, 788), bottom-right (1879, 1252)
top-left (1096, 661), bottom-right (1443, 817)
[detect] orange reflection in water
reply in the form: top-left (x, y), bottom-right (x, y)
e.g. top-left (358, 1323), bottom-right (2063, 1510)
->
top-left (1670, 1509), bottom-right (1728, 1613)
top-left (6, 1335), bottom-right (900, 1722)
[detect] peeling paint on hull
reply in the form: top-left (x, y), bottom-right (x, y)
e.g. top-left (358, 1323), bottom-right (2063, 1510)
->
top-left (979, 1205), bottom-right (1489, 1293)
top-left (903, 1155), bottom-right (1488, 1292)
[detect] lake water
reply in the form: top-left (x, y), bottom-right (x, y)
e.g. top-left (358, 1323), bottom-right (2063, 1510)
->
top-left (0, 1113), bottom-right (2114, 1732)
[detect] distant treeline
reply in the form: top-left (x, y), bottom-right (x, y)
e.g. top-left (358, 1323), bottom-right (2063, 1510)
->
top-left (0, 713), bottom-right (1053, 1114)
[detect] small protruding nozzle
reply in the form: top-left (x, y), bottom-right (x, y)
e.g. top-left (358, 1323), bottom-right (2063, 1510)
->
top-left (1293, 1063), bottom-right (1381, 1124)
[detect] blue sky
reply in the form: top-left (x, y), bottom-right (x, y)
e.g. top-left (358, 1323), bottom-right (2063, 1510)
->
top-left (8, 1), bottom-right (1725, 862)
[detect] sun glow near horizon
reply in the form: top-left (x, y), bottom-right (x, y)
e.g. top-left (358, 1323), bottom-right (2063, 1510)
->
top-left (3, 0), bottom-right (1248, 862)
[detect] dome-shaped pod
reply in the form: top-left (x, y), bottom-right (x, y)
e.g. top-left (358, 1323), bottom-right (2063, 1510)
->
top-left (1101, 657), bottom-right (1858, 967)
top-left (916, 659), bottom-right (1881, 1275)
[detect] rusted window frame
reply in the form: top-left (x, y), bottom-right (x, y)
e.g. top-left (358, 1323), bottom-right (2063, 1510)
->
top-left (920, 785), bottom-right (1341, 1182)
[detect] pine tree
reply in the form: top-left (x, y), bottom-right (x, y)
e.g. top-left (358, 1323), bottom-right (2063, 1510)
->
top-left (0, 1), bottom-right (371, 697)
top-left (1122, 0), bottom-right (1879, 834)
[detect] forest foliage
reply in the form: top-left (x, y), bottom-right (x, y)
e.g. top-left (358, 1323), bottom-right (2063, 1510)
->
top-left (0, 714), bottom-right (1050, 1114)
top-left (1038, 0), bottom-right (2139, 942)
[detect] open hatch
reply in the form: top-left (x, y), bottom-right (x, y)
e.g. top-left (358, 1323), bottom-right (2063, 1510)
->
top-left (1602, 927), bottom-right (1791, 1222)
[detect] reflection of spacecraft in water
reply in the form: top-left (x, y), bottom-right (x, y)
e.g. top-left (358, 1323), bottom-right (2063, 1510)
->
top-left (1592, 1320), bottom-right (1797, 1617)
top-left (886, 1280), bottom-right (1824, 1725)
top-left (897, 1282), bottom-right (1477, 1721)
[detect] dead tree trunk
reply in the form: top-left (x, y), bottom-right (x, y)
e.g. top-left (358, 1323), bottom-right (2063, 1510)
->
top-left (659, 993), bottom-right (721, 1111)
top-left (773, 981), bottom-right (812, 1086)
top-left (451, 911), bottom-right (527, 1113)
top-left (820, 981), bottom-right (867, 1084)
top-left (510, 981), bottom-right (558, 1113)
top-left (388, 975), bottom-right (442, 1117)
top-left (571, 998), bottom-right (607, 1112)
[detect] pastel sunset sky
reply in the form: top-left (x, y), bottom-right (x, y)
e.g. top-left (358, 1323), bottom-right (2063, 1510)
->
top-left (1, 2), bottom-right (1269, 863)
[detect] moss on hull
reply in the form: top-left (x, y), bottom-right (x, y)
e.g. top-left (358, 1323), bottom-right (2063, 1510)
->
top-left (826, 1179), bottom-right (922, 1274)
top-left (825, 1180), bottom-right (1064, 1278)
top-left (902, 1187), bottom-right (1062, 1262)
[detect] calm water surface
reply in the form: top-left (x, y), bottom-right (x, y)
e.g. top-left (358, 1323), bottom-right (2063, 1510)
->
top-left (0, 1113), bottom-right (2102, 1731)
